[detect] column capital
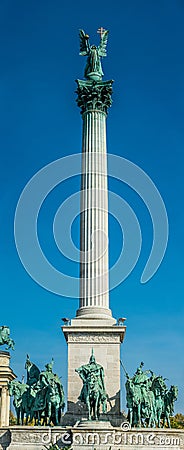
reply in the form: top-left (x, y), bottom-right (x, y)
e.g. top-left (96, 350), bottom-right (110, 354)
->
top-left (76, 79), bottom-right (113, 114)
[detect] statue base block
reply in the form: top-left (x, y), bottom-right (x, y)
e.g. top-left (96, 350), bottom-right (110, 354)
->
top-left (74, 419), bottom-right (113, 429)
top-left (0, 426), bottom-right (184, 450)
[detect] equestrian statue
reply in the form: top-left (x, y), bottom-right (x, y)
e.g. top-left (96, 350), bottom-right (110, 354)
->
top-left (0, 326), bottom-right (15, 350)
top-left (9, 355), bottom-right (65, 425)
top-left (75, 349), bottom-right (107, 420)
top-left (122, 361), bottom-right (178, 428)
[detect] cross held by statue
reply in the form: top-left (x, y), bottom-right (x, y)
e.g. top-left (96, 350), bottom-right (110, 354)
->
top-left (97, 27), bottom-right (106, 37)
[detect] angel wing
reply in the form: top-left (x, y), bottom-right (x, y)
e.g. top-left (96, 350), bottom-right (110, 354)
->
top-left (79, 29), bottom-right (90, 56)
top-left (98, 30), bottom-right (109, 57)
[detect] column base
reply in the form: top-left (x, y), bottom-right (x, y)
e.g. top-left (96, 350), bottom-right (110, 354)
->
top-left (74, 306), bottom-right (116, 325)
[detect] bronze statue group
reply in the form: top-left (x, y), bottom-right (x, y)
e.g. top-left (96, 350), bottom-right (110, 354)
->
top-left (76, 355), bottom-right (178, 428)
top-left (123, 361), bottom-right (178, 428)
top-left (9, 356), bottom-right (65, 426)
top-left (8, 350), bottom-right (178, 428)
top-left (0, 326), bottom-right (178, 428)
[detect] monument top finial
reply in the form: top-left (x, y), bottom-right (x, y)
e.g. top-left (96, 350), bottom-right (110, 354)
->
top-left (97, 27), bottom-right (106, 38)
top-left (79, 28), bottom-right (109, 81)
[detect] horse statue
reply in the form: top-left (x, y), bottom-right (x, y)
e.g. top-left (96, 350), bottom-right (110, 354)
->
top-left (75, 349), bottom-right (107, 421)
top-left (141, 388), bottom-right (156, 428)
top-left (27, 359), bottom-right (65, 426)
top-left (125, 377), bottom-right (142, 427)
top-left (162, 385), bottom-right (178, 428)
top-left (151, 376), bottom-right (166, 427)
top-left (9, 357), bottom-right (65, 426)
top-left (85, 372), bottom-right (107, 421)
top-left (46, 378), bottom-right (65, 425)
top-left (124, 361), bottom-right (178, 429)
top-left (0, 326), bottom-right (15, 350)
top-left (8, 380), bottom-right (29, 424)
top-left (31, 377), bottom-right (65, 425)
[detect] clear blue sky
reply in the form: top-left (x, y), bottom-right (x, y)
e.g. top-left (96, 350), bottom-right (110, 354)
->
top-left (1, 0), bottom-right (184, 413)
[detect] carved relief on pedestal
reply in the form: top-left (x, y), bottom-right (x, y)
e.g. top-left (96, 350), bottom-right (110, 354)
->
top-left (11, 431), bottom-right (45, 443)
top-left (68, 333), bottom-right (120, 343)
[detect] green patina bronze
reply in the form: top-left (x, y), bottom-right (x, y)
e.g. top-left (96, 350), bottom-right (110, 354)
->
top-left (79, 28), bottom-right (108, 81)
top-left (77, 28), bottom-right (113, 115)
top-left (76, 79), bottom-right (113, 114)
top-left (9, 355), bottom-right (65, 426)
top-left (0, 325), bottom-right (15, 350)
top-left (122, 361), bottom-right (178, 428)
top-left (75, 349), bottom-right (107, 421)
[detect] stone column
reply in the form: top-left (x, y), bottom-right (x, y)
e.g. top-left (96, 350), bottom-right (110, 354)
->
top-left (0, 387), bottom-right (8, 426)
top-left (62, 79), bottom-right (126, 426)
top-left (6, 389), bottom-right (10, 425)
top-left (0, 351), bottom-right (16, 426)
top-left (79, 109), bottom-right (110, 318)
top-left (75, 79), bottom-right (115, 323)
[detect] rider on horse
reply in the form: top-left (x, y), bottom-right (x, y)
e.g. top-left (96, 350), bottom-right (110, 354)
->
top-left (75, 349), bottom-right (107, 419)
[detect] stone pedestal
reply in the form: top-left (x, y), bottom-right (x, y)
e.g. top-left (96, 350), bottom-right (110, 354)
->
top-left (0, 426), bottom-right (183, 450)
top-left (0, 351), bottom-right (16, 426)
top-left (62, 322), bottom-right (126, 426)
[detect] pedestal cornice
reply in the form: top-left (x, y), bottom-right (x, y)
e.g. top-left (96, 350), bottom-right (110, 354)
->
top-left (62, 325), bottom-right (126, 344)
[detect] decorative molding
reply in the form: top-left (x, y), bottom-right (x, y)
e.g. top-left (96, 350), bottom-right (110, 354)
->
top-left (0, 427), bottom-right (183, 449)
top-left (76, 79), bottom-right (113, 114)
top-left (11, 432), bottom-right (42, 443)
top-left (68, 333), bottom-right (120, 343)
top-left (9, 425), bottom-right (71, 450)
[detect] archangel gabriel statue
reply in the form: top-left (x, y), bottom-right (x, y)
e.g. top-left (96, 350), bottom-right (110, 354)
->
top-left (79, 27), bottom-right (109, 81)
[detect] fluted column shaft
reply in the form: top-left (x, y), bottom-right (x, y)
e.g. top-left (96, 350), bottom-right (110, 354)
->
top-left (80, 109), bottom-right (109, 312)
top-left (76, 79), bottom-right (113, 320)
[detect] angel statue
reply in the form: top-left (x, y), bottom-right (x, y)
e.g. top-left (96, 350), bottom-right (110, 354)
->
top-left (79, 28), bottom-right (109, 81)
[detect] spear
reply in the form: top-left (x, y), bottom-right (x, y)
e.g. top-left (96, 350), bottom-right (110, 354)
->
top-left (120, 360), bottom-right (129, 378)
